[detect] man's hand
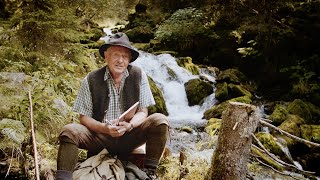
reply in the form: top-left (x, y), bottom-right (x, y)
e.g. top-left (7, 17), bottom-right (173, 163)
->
top-left (104, 124), bottom-right (126, 137)
top-left (118, 121), bottom-right (133, 132)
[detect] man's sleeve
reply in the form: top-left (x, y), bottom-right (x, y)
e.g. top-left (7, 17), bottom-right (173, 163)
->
top-left (72, 76), bottom-right (93, 117)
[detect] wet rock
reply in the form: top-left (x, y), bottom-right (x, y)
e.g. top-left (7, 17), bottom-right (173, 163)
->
top-left (215, 82), bottom-right (228, 102)
top-left (147, 77), bottom-right (168, 115)
top-left (216, 68), bottom-right (247, 84)
top-left (277, 114), bottom-right (305, 148)
top-left (269, 104), bottom-right (289, 125)
top-left (176, 57), bottom-right (199, 75)
top-left (300, 124), bottom-right (320, 143)
top-left (184, 78), bottom-right (213, 106)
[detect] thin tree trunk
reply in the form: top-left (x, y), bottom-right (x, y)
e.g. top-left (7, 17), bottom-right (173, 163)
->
top-left (208, 102), bottom-right (260, 180)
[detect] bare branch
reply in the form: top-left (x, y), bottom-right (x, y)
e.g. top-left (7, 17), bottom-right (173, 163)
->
top-left (29, 91), bottom-right (40, 180)
top-left (259, 119), bottom-right (320, 148)
top-left (251, 133), bottom-right (293, 168)
top-left (255, 158), bottom-right (300, 180)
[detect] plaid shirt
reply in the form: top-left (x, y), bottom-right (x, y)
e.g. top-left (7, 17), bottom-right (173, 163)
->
top-left (72, 66), bottom-right (155, 122)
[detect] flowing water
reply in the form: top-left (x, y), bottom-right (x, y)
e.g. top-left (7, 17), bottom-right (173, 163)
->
top-left (132, 52), bottom-right (217, 128)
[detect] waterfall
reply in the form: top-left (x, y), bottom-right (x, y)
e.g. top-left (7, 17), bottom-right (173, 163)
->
top-left (132, 52), bottom-right (217, 128)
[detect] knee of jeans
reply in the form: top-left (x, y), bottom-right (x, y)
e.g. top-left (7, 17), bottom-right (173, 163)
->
top-left (148, 113), bottom-right (169, 127)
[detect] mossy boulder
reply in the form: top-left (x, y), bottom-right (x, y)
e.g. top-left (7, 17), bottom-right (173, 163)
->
top-left (181, 126), bottom-right (193, 133)
top-left (215, 82), bottom-right (228, 102)
top-left (287, 99), bottom-right (314, 124)
top-left (277, 114), bottom-right (305, 147)
top-left (203, 96), bottom-right (252, 119)
top-left (300, 125), bottom-right (320, 143)
top-left (255, 132), bottom-right (292, 163)
top-left (177, 57), bottom-right (200, 75)
top-left (203, 101), bottom-right (228, 120)
top-left (147, 77), bottom-right (168, 116)
top-left (227, 84), bottom-right (253, 99)
top-left (184, 78), bottom-right (213, 106)
top-left (216, 68), bottom-right (247, 84)
top-left (269, 104), bottom-right (289, 125)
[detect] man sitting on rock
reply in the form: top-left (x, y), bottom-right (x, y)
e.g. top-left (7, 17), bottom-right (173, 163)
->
top-left (56, 32), bottom-right (169, 180)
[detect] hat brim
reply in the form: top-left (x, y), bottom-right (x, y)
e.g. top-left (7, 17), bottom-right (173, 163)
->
top-left (99, 44), bottom-right (139, 62)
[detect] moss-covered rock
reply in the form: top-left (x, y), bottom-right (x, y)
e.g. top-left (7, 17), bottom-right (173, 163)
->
top-left (269, 104), bottom-right (289, 125)
top-left (277, 114), bottom-right (305, 147)
top-left (229, 96), bottom-right (252, 104)
top-left (177, 57), bottom-right (200, 75)
top-left (287, 99), bottom-right (312, 123)
top-left (203, 96), bottom-right (252, 119)
top-left (217, 68), bottom-right (247, 84)
top-left (251, 146), bottom-right (284, 171)
top-left (181, 126), bottom-right (193, 133)
top-left (255, 132), bottom-right (291, 163)
top-left (184, 78), bottom-right (213, 106)
top-left (227, 83), bottom-right (253, 99)
top-left (147, 77), bottom-right (168, 116)
top-left (300, 125), bottom-right (320, 143)
top-left (215, 82), bottom-right (228, 102)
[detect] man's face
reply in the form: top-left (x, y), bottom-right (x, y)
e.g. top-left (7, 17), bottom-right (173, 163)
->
top-left (104, 46), bottom-right (131, 76)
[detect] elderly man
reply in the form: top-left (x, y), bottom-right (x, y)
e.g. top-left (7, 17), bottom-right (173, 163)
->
top-left (56, 32), bottom-right (168, 180)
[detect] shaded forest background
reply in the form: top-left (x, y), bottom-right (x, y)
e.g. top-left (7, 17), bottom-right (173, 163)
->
top-left (0, 0), bottom-right (319, 179)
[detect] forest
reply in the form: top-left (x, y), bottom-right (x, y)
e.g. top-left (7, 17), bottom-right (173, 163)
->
top-left (0, 0), bottom-right (319, 179)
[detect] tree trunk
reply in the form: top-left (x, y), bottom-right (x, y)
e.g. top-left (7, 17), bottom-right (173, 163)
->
top-left (208, 102), bottom-right (260, 180)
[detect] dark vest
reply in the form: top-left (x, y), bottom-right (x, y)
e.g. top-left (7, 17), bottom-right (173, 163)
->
top-left (87, 65), bottom-right (141, 122)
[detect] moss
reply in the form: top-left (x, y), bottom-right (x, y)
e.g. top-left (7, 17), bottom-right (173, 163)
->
top-left (203, 96), bottom-right (252, 119)
top-left (269, 104), bottom-right (288, 125)
top-left (227, 84), bottom-right (253, 99)
top-left (205, 118), bottom-right (222, 135)
top-left (301, 125), bottom-right (320, 143)
top-left (203, 101), bottom-right (228, 119)
top-left (215, 82), bottom-right (228, 101)
top-left (0, 119), bottom-right (27, 146)
top-left (228, 96), bottom-right (252, 104)
top-left (217, 68), bottom-right (247, 84)
top-left (255, 132), bottom-right (291, 162)
top-left (177, 57), bottom-right (200, 75)
top-left (147, 77), bottom-right (168, 115)
top-left (181, 126), bottom-right (193, 133)
top-left (278, 114), bottom-right (305, 147)
top-left (251, 146), bottom-right (284, 171)
top-left (287, 99), bottom-right (312, 123)
top-left (184, 79), bottom-right (213, 106)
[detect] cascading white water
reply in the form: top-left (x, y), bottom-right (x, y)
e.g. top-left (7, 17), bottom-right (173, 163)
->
top-left (132, 52), bottom-right (217, 128)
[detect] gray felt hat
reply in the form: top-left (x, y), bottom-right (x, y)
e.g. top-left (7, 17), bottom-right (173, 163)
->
top-left (99, 32), bottom-right (139, 62)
